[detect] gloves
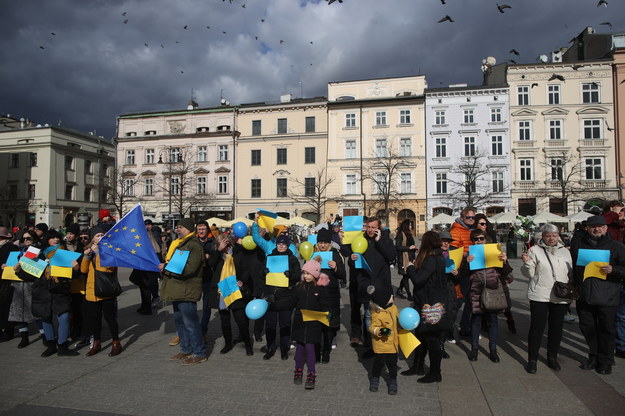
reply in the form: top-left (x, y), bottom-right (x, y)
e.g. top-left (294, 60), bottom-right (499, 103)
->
top-left (263, 294), bottom-right (275, 304)
top-left (379, 328), bottom-right (392, 336)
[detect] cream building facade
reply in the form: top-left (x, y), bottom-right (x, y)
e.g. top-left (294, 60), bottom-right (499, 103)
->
top-left (235, 95), bottom-right (328, 222)
top-left (116, 103), bottom-right (237, 225)
top-left (325, 76), bottom-right (427, 234)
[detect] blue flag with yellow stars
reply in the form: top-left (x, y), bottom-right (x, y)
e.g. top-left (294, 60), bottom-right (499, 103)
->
top-left (98, 204), bottom-right (161, 272)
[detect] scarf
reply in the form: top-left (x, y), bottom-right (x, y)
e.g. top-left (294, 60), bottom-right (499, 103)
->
top-left (401, 232), bottom-right (410, 269)
top-left (165, 231), bottom-right (195, 262)
top-left (218, 253), bottom-right (241, 309)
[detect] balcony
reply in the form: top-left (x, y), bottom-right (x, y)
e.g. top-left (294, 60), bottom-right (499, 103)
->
top-left (513, 181), bottom-right (536, 189)
top-left (580, 180), bottom-right (607, 188)
top-left (545, 180), bottom-right (563, 189)
top-left (579, 139), bottom-right (607, 148)
top-left (545, 140), bottom-right (566, 148)
top-left (514, 140), bottom-right (535, 148)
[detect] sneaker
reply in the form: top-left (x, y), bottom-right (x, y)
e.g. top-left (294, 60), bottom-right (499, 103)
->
top-left (169, 352), bottom-right (191, 361)
top-left (331, 339), bottom-right (337, 349)
top-left (447, 337), bottom-right (456, 344)
top-left (304, 372), bottom-right (316, 390)
top-left (369, 377), bottom-right (379, 392)
top-left (168, 335), bottom-right (180, 346)
top-left (181, 355), bottom-right (208, 365)
top-left (388, 379), bottom-right (398, 395)
top-left (563, 314), bottom-right (576, 323)
top-left (293, 368), bottom-right (303, 385)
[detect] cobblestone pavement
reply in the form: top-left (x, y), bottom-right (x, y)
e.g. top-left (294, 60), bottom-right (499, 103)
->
top-left (0, 258), bottom-right (624, 415)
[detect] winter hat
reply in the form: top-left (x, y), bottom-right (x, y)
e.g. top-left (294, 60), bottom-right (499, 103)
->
top-left (144, 219), bottom-right (153, 225)
top-left (35, 223), bottom-right (49, 233)
top-left (438, 231), bottom-right (453, 241)
top-left (66, 223), bottom-right (81, 236)
top-left (276, 234), bottom-right (291, 246)
top-left (317, 227), bottom-right (332, 243)
top-left (586, 215), bottom-right (606, 226)
top-left (368, 285), bottom-right (393, 309)
top-left (98, 209), bottom-right (111, 220)
top-left (302, 256), bottom-right (322, 279)
top-left (177, 218), bottom-right (195, 233)
top-left (89, 226), bottom-right (105, 240)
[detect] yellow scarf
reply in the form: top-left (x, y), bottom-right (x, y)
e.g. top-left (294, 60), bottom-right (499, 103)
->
top-left (165, 231), bottom-right (196, 262)
top-left (220, 253), bottom-right (236, 282)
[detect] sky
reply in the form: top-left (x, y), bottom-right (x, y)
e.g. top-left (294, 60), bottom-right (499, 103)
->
top-left (1, 0), bottom-right (624, 139)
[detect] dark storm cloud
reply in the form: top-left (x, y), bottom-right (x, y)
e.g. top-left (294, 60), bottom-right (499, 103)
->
top-left (0, 0), bottom-right (623, 138)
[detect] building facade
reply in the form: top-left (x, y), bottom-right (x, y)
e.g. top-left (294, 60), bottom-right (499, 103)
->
top-left (425, 84), bottom-right (512, 219)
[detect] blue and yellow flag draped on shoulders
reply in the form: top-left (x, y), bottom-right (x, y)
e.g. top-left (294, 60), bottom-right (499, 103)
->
top-left (98, 204), bottom-right (161, 272)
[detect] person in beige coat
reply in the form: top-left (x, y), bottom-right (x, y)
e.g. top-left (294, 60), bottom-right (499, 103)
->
top-left (521, 223), bottom-right (573, 374)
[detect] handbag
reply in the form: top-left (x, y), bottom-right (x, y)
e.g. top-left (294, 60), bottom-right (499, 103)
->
top-left (480, 275), bottom-right (508, 311)
top-left (418, 256), bottom-right (454, 331)
top-left (541, 247), bottom-right (579, 300)
top-left (94, 270), bottom-right (122, 298)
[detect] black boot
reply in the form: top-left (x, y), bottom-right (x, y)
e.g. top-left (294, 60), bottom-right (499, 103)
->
top-left (220, 342), bottom-right (234, 354)
top-left (580, 356), bottom-right (597, 370)
top-left (417, 372), bottom-right (442, 383)
top-left (41, 340), bottom-right (57, 357)
top-left (17, 332), bottom-right (29, 349)
top-left (547, 356), bottom-right (561, 371)
top-left (401, 360), bottom-right (425, 376)
top-left (244, 341), bottom-right (254, 356)
top-left (321, 349), bottom-right (330, 364)
top-left (57, 341), bottom-right (80, 356)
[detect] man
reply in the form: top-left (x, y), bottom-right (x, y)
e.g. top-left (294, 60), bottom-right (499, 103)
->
top-left (159, 218), bottom-right (207, 365)
top-left (450, 207), bottom-right (476, 254)
top-left (570, 215), bottom-right (625, 374)
top-left (196, 220), bottom-right (215, 338)
top-left (344, 217), bottom-right (396, 347)
top-left (34, 223), bottom-right (48, 243)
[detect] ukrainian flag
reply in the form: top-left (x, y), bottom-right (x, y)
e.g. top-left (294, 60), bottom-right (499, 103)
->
top-left (218, 275), bottom-right (242, 307)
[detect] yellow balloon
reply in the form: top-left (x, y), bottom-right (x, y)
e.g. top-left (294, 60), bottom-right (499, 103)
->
top-left (242, 235), bottom-right (257, 251)
top-left (299, 241), bottom-right (314, 261)
top-left (352, 236), bottom-right (368, 254)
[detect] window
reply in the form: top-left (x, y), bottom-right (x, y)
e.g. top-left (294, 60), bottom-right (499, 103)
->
top-left (517, 85), bottom-right (529, 106)
top-left (123, 179), bottom-right (135, 196)
top-left (400, 173), bottom-right (412, 194)
top-left (251, 149), bottom-right (261, 166)
top-left (435, 137), bottom-right (447, 158)
top-left (125, 150), bottom-right (135, 165)
top-left (550, 159), bottom-right (563, 180)
top-left (65, 155), bottom-right (74, 170)
top-left (375, 139), bottom-right (388, 157)
top-left (520, 159), bottom-right (533, 181)
top-left (345, 113), bottom-right (356, 128)
top-left (251, 179), bottom-right (261, 198)
top-left (85, 160), bottom-right (92, 174)
top-left (170, 148), bottom-right (181, 163)
top-left (252, 120), bottom-right (261, 136)
top-left (305, 117), bottom-right (315, 133)
top-left (277, 148), bottom-right (287, 165)
top-left (465, 174), bottom-right (476, 193)
top-left (276, 178), bottom-right (287, 197)
top-left (30, 152), bottom-right (37, 167)
top-left (345, 174), bottom-right (357, 194)
top-left (585, 158), bottom-right (603, 180)
top-left (463, 109), bottom-right (474, 123)
top-left (218, 176), bottom-right (228, 194)
top-left (65, 184), bottom-right (74, 200)
top-left (197, 176), bottom-right (207, 194)
top-left (305, 147), bottom-right (315, 164)
top-left (519, 120), bottom-right (531, 141)
top-left (170, 177), bottom-right (180, 195)
top-left (218, 145), bottom-right (228, 161)
top-left (548, 84), bottom-right (560, 105)
top-left (373, 173), bottom-right (388, 194)
top-left (28, 184), bottom-right (36, 199)
top-left (491, 135), bottom-right (503, 156)
top-left (277, 118), bottom-right (287, 134)
top-left (305, 177), bottom-right (315, 197)
top-left (399, 138), bottom-right (411, 157)
top-left (549, 120), bottom-right (562, 140)
top-left (197, 146), bottom-right (207, 162)
top-left (435, 110), bottom-right (446, 125)
top-left (400, 110), bottom-right (411, 124)
top-left (10, 154), bottom-right (19, 168)
top-left (144, 178), bottom-right (154, 196)
top-left (583, 119), bottom-right (601, 139)
top-left (375, 111), bottom-right (387, 126)
top-left (518, 198), bottom-right (537, 216)
top-left (436, 173), bottom-right (447, 194)
top-left (83, 187), bottom-right (91, 202)
top-left (491, 108), bottom-right (502, 122)
top-left (492, 172), bottom-right (504, 193)
top-left (582, 83), bottom-right (599, 103)
top-left (464, 136), bottom-right (476, 156)
top-left (345, 140), bottom-right (356, 159)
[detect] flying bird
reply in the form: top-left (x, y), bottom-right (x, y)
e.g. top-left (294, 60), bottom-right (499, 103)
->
top-left (509, 49), bottom-right (520, 56)
top-left (600, 22), bottom-right (612, 29)
top-left (310, 41), bottom-right (313, 44)
top-left (255, 36), bottom-right (258, 40)
top-left (280, 40), bottom-right (284, 44)
top-left (144, 42), bottom-right (148, 47)
top-left (242, 3), bottom-right (246, 8)
top-left (440, 0), bottom-right (446, 4)
top-left (184, 25), bottom-right (188, 30)
top-left (507, 59), bottom-right (517, 64)
top-left (531, 83), bottom-right (538, 88)
top-left (180, 70), bottom-right (184, 73)
top-left (497, 4), bottom-right (511, 13)
top-left (123, 19), bottom-right (128, 24)
top-left (548, 74), bottom-right (565, 81)
top-left (438, 15), bottom-right (454, 23)
top-left (122, 12), bottom-right (127, 16)
top-left (50, 32), bottom-right (56, 36)
top-left (597, 0), bottom-right (608, 7)
top-left (161, 44), bottom-right (165, 48)
top-left (327, 0), bottom-right (343, 4)
top-left (39, 46), bottom-right (45, 49)
top-left (260, 19), bottom-right (265, 22)
top-left (222, 31), bottom-right (227, 34)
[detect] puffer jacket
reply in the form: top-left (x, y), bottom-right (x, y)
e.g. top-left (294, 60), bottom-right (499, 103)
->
top-left (521, 239), bottom-right (572, 304)
top-left (466, 262), bottom-right (513, 314)
top-left (369, 303), bottom-right (399, 354)
top-left (450, 219), bottom-right (472, 254)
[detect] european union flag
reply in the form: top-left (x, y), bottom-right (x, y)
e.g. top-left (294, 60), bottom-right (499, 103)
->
top-left (98, 204), bottom-right (161, 272)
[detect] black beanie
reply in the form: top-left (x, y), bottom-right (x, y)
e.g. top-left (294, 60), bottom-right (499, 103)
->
top-left (66, 223), bottom-right (81, 236)
top-left (89, 226), bottom-right (105, 240)
top-left (368, 285), bottom-right (393, 309)
top-left (36, 223), bottom-right (49, 232)
top-left (177, 218), bottom-right (195, 233)
top-left (317, 228), bottom-right (331, 243)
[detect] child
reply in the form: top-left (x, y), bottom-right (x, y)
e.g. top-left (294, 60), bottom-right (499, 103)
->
top-left (368, 285), bottom-right (399, 395)
top-left (291, 257), bottom-right (329, 389)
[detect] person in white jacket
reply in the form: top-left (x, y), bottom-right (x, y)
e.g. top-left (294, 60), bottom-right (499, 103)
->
top-left (521, 223), bottom-right (573, 374)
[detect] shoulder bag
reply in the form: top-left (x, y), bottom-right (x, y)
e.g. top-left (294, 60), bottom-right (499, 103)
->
top-left (480, 274), bottom-right (508, 311)
top-left (94, 269), bottom-right (122, 298)
top-left (541, 247), bottom-right (578, 300)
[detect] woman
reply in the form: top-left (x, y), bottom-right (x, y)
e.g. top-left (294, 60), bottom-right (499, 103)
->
top-left (474, 214), bottom-right (498, 243)
top-left (395, 219), bottom-right (417, 300)
top-left (520, 223), bottom-right (572, 374)
top-left (464, 229), bottom-right (513, 363)
top-left (80, 227), bottom-right (122, 357)
top-left (405, 231), bottom-right (455, 383)
top-left (209, 233), bottom-right (254, 356)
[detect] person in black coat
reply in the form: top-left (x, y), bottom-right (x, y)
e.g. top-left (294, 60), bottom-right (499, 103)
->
top-left (261, 234), bottom-right (301, 360)
top-left (395, 219), bottom-right (417, 300)
top-left (0, 227), bottom-right (20, 342)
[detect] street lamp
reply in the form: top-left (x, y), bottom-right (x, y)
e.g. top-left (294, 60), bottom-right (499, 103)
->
top-left (158, 148), bottom-right (174, 229)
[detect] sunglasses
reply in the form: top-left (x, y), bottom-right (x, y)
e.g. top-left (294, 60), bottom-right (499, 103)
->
top-left (24, 237), bottom-right (33, 241)
top-left (472, 236), bottom-right (486, 242)
top-left (477, 222), bottom-right (487, 226)
top-left (80, 236), bottom-right (90, 240)
top-left (464, 216), bottom-right (475, 220)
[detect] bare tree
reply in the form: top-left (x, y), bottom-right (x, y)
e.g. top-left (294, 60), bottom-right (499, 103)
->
top-left (289, 168), bottom-right (335, 223)
top-left (104, 165), bottom-right (139, 218)
top-left (0, 186), bottom-right (34, 228)
top-left (447, 150), bottom-right (505, 211)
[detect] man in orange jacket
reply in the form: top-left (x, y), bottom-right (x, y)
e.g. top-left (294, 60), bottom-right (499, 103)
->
top-left (450, 207), bottom-right (476, 254)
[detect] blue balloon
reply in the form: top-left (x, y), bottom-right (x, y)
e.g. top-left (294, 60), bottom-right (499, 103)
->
top-left (399, 307), bottom-right (420, 330)
top-left (245, 299), bottom-right (269, 320)
top-left (232, 222), bottom-right (248, 239)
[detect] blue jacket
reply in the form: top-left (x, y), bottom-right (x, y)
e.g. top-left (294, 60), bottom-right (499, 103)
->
top-left (251, 222), bottom-right (298, 257)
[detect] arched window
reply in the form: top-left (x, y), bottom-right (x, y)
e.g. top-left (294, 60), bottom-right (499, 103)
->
top-left (397, 209), bottom-right (416, 233)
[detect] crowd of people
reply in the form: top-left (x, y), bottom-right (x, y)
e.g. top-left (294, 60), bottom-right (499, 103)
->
top-left (1, 205), bottom-right (624, 395)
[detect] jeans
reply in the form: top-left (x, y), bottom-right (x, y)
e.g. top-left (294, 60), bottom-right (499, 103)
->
top-left (42, 312), bottom-right (70, 344)
top-left (200, 281), bottom-right (211, 335)
top-left (527, 301), bottom-right (567, 361)
top-left (615, 288), bottom-right (625, 351)
top-left (173, 301), bottom-right (205, 357)
top-left (471, 312), bottom-right (498, 351)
